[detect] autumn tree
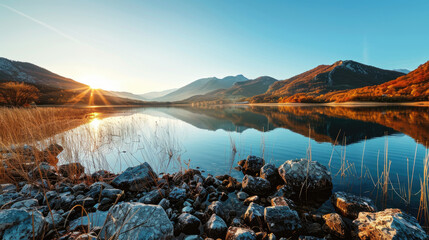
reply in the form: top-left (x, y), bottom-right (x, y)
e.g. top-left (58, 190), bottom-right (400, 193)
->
top-left (0, 82), bottom-right (40, 107)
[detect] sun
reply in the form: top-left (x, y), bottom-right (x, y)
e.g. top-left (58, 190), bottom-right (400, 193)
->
top-left (79, 75), bottom-right (108, 90)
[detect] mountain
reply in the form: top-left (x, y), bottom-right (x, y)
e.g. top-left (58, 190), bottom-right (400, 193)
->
top-left (0, 57), bottom-right (145, 105)
top-left (0, 57), bottom-right (87, 90)
top-left (320, 61), bottom-right (429, 102)
top-left (185, 76), bottom-right (277, 103)
top-left (250, 60), bottom-right (405, 103)
top-left (393, 69), bottom-right (411, 74)
top-left (154, 75), bottom-right (248, 102)
top-left (139, 88), bottom-right (178, 100)
top-left (105, 91), bottom-right (147, 101)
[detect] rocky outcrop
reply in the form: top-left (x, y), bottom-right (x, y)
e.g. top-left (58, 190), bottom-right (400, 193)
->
top-left (111, 162), bottom-right (157, 191)
top-left (102, 202), bottom-right (173, 240)
top-left (278, 159), bottom-right (332, 193)
top-left (332, 191), bottom-right (376, 219)
top-left (353, 208), bottom-right (428, 240)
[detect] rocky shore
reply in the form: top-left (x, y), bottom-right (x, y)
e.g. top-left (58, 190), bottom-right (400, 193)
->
top-left (0, 145), bottom-right (428, 240)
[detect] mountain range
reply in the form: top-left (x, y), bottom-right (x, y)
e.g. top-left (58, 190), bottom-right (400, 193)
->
top-left (0, 56), bottom-right (427, 105)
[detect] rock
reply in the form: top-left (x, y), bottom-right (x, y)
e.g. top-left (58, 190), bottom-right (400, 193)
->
top-left (10, 198), bottom-right (38, 209)
top-left (58, 192), bottom-right (75, 210)
top-left (184, 235), bottom-right (203, 240)
top-left (331, 192), bottom-right (376, 219)
top-left (264, 206), bottom-right (301, 236)
top-left (237, 191), bottom-right (249, 201)
top-left (322, 213), bottom-right (347, 239)
top-left (225, 226), bottom-right (257, 240)
top-left (46, 209), bottom-right (64, 228)
top-left (205, 214), bottom-right (228, 239)
top-left (278, 159), bottom-right (332, 192)
top-left (159, 198), bottom-right (170, 210)
top-left (169, 187), bottom-right (187, 203)
top-left (271, 185), bottom-right (295, 199)
top-left (242, 175), bottom-right (271, 196)
top-left (353, 208), bottom-right (428, 240)
top-left (220, 192), bottom-right (229, 201)
top-left (20, 184), bottom-right (40, 197)
top-left (260, 163), bottom-right (281, 184)
top-left (298, 236), bottom-right (325, 240)
top-left (243, 202), bottom-right (265, 227)
top-left (139, 189), bottom-right (165, 204)
top-left (86, 182), bottom-right (114, 199)
top-left (29, 162), bottom-right (57, 179)
top-left (59, 162), bottom-right (85, 177)
top-left (268, 233), bottom-right (277, 240)
top-left (44, 143), bottom-right (64, 157)
top-left (241, 155), bottom-right (265, 175)
top-left (270, 196), bottom-right (292, 207)
top-left (0, 192), bottom-right (22, 206)
top-left (102, 202), bottom-right (173, 240)
top-left (205, 201), bottom-right (226, 220)
top-left (72, 197), bottom-right (96, 209)
top-left (69, 210), bottom-right (109, 231)
top-left (111, 162), bottom-right (157, 191)
top-left (244, 195), bottom-right (260, 205)
top-left (176, 213), bottom-right (201, 235)
top-left (0, 184), bottom-right (16, 193)
top-left (101, 188), bottom-right (123, 200)
top-left (0, 208), bottom-right (45, 240)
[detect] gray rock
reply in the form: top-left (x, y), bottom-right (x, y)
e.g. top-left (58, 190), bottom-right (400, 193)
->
top-left (0, 208), bottom-right (45, 240)
top-left (205, 214), bottom-right (228, 239)
top-left (58, 192), bottom-right (75, 210)
top-left (237, 191), bottom-right (249, 201)
top-left (242, 175), bottom-right (271, 196)
top-left (0, 184), bottom-right (16, 193)
top-left (298, 236), bottom-right (325, 240)
top-left (225, 226), bottom-right (257, 240)
top-left (10, 199), bottom-right (38, 209)
top-left (260, 163), bottom-right (281, 184)
top-left (322, 213), bottom-right (347, 239)
top-left (102, 202), bottom-right (173, 240)
top-left (244, 195), bottom-right (260, 205)
top-left (242, 155), bottom-right (265, 175)
top-left (46, 209), bottom-right (64, 228)
top-left (243, 202), bottom-right (265, 227)
top-left (278, 159), bottom-right (332, 193)
top-left (29, 162), bottom-right (57, 178)
top-left (184, 235), bottom-right (203, 240)
top-left (159, 198), bottom-right (170, 210)
top-left (205, 201), bottom-right (226, 220)
top-left (86, 182), bottom-right (114, 199)
top-left (176, 213), bottom-right (201, 235)
top-left (139, 189), bottom-right (165, 204)
top-left (270, 196), bottom-right (294, 207)
top-left (111, 162), bottom-right (157, 191)
top-left (19, 184), bottom-right (40, 197)
top-left (353, 208), bottom-right (428, 240)
top-left (264, 206), bottom-right (301, 236)
top-left (169, 187), bottom-right (187, 203)
top-left (0, 192), bottom-right (22, 206)
top-left (101, 188), bottom-right (123, 200)
top-left (58, 162), bottom-right (85, 177)
top-left (69, 210), bottom-right (109, 230)
top-left (332, 192), bottom-right (376, 219)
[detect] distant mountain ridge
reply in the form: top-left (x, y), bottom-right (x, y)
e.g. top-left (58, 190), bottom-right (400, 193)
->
top-left (0, 57), bottom-right (87, 90)
top-left (139, 88), bottom-right (178, 101)
top-left (185, 76), bottom-right (277, 103)
top-left (250, 60), bottom-right (405, 102)
top-left (154, 74), bottom-right (248, 102)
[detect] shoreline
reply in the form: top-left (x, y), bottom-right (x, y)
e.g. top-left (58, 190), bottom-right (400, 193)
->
top-left (245, 101), bottom-right (429, 107)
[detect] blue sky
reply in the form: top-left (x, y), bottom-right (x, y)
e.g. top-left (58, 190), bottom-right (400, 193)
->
top-left (1, 0), bottom-right (428, 93)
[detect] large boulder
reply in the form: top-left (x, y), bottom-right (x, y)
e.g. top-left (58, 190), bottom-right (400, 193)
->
top-left (0, 208), bottom-right (45, 240)
top-left (353, 208), bottom-right (428, 240)
top-left (243, 202), bottom-right (265, 227)
top-left (225, 226), bottom-right (257, 240)
top-left (242, 175), bottom-right (271, 196)
top-left (278, 159), bottom-right (332, 193)
top-left (264, 206), bottom-right (301, 236)
top-left (139, 189), bottom-right (165, 204)
top-left (69, 210), bottom-right (109, 231)
top-left (240, 156), bottom-right (265, 175)
top-left (111, 162), bottom-right (157, 191)
top-left (332, 192), bottom-right (376, 219)
top-left (205, 214), bottom-right (228, 239)
top-left (102, 202), bottom-right (173, 240)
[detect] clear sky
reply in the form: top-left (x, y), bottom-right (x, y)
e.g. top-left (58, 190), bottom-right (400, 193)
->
top-left (1, 0), bottom-right (428, 93)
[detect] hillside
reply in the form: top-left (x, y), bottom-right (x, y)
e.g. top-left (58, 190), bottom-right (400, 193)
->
top-left (250, 60), bottom-right (404, 103)
top-left (139, 88), bottom-right (178, 100)
top-left (185, 76), bottom-right (277, 103)
top-left (318, 61), bottom-right (429, 102)
top-left (0, 57), bottom-right (88, 90)
top-left (0, 58), bottom-right (145, 105)
top-left (154, 75), bottom-right (248, 102)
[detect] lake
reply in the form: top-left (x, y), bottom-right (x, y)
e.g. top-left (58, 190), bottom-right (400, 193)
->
top-left (55, 105), bottom-right (429, 222)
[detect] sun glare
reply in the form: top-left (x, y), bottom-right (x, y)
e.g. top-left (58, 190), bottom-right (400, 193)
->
top-left (80, 75), bottom-right (108, 90)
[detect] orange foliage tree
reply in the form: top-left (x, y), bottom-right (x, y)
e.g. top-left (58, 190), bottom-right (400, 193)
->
top-left (0, 82), bottom-right (40, 107)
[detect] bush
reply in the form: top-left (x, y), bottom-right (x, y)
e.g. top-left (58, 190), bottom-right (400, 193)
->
top-left (0, 82), bottom-right (40, 107)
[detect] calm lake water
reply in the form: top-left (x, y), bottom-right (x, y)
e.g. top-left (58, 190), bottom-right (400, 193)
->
top-left (56, 105), bottom-right (429, 221)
